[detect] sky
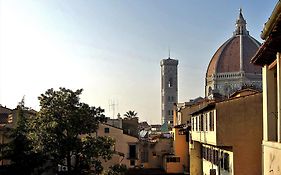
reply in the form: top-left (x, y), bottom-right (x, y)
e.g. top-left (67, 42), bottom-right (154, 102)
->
top-left (0, 0), bottom-right (277, 124)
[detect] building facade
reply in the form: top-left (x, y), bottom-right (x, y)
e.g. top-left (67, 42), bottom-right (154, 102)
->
top-left (170, 98), bottom-right (204, 174)
top-left (170, 125), bottom-right (189, 174)
top-left (160, 57), bottom-right (178, 125)
top-left (251, 1), bottom-right (281, 174)
top-left (206, 9), bottom-right (262, 99)
top-left (139, 136), bottom-right (173, 169)
top-left (97, 123), bottom-right (140, 170)
top-left (190, 92), bottom-right (263, 175)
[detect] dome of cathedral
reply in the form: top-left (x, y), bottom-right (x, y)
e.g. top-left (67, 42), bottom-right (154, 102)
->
top-left (206, 10), bottom-right (261, 77)
top-left (205, 9), bottom-right (262, 98)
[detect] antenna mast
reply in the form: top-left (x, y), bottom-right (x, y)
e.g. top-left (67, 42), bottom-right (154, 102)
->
top-left (109, 99), bottom-right (118, 119)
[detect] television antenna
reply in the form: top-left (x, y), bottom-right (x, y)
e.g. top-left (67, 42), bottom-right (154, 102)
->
top-left (109, 99), bottom-right (118, 119)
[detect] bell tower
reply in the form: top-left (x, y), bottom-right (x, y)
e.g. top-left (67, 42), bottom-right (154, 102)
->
top-left (160, 57), bottom-right (178, 125)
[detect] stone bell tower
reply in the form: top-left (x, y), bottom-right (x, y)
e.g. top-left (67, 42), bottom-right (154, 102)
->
top-left (160, 57), bottom-right (178, 125)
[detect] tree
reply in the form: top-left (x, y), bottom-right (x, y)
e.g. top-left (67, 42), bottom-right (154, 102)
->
top-left (29, 87), bottom-right (115, 174)
top-left (0, 98), bottom-right (46, 175)
top-left (123, 110), bottom-right (138, 119)
top-left (106, 164), bottom-right (127, 175)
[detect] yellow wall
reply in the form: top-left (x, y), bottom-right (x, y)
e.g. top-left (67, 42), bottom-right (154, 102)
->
top-left (97, 124), bottom-right (139, 170)
top-left (189, 141), bottom-right (202, 175)
top-left (165, 161), bottom-right (182, 173)
top-left (141, 138), bottom-right (172, 169)
top-left (190, 93), bottom-right (262, 175)
top-left (173, 127), bottom-right (189, 173)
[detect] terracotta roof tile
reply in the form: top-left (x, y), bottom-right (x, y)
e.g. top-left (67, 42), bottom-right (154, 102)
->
top-left (206, 35), bottom-right (261, 76)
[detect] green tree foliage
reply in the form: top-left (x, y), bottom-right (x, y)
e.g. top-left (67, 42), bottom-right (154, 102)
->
top-left (29, 88), bottom-right (114, 174)
top-left (123, 110), bottom-right (138, 119)
top-left (0, 98), bottom-right (46, 175)
top-left (106, 164), bottom-right (127, 175)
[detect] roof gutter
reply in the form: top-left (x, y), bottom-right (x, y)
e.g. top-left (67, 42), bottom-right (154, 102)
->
top-left (261, 1), bottom-right (281, 40)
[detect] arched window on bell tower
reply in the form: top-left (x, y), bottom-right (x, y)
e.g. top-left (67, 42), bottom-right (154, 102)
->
top-left (168, 78), bottom-right (173, 87)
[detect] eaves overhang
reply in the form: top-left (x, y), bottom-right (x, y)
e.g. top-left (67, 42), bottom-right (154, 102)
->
top-left (190, 103), bottom-right (216, 116)
top-left (252, 1), bottom-right (281, 66)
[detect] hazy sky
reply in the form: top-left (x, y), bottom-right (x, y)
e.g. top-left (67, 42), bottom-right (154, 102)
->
top-left (0, 0), bottom-right (277, 124)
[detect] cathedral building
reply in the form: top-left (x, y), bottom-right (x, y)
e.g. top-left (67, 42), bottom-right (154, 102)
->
top-left (160, 57), bottom-right (178, 125)
top-left (205, 9), bottom-right (262, 98)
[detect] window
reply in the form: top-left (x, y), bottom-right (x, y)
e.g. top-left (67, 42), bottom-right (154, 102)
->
top-left (191, 117), bottom-right (194, 131)
top-left (130, 160), bottom-right (135, 166)
top-left (178, 129), bottom-right (186, 135)
top-left (199, 115), bottom-right (203, 131)
top-left (209, 111), bottom-right (214, 131)
top-left (195, 117), bottom-right (198, 131)
top-left (186, 131), bottom-right (190, 142)
top-left (210, 169), bottom-right (216, 175)
top-left (209, 148), bottom-right (212, 162)
top-left (166, 157), bottom-right (180, 162)
top-left (168, 110), bottom-right (173, 116)
top-left (224, 153), bottom-right (229, 171)
top-left (104, 127), bottom-right (110, 133)
top-left (206, 148), bottom-right (210, 161)
top-left (202, 147), bottom-right (206, 159)
top-left (214, 150), bottom-right (219, 165)
top-left (203, 147), bottom-right (219, 165)
top-left (129, 145), bottom-right (137, 159)
top-left (167, 96), bottom-right (174, 102)
top-left (205, 114), bottom-right (208, 131)
top-left (168, 78), bottom-right (173, 87)
top-left (220, 151), bottom-right (224, 168)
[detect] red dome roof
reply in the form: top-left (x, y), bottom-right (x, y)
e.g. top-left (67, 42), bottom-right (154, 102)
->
top-left (206, 35), bottom-right (261, 77)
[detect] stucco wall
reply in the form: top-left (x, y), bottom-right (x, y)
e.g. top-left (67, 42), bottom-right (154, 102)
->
top-left (173, 127), bottom-right (189, 173)
top-left (216, 93), bottom-right (263, 175)
top-left (164, 161), bottom-right (182, 173)
top-left (97, 124), bottom-right (139, 170)
top-left (143, 138), bottom-right (172, 169)
top-left (262, 141), bottom-right (281, 175)
top-left (189, 141), bottom-right (202, 175)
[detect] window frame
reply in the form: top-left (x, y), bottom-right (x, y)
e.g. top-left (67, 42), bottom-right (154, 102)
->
top-left (104, 127), bottom-right (110, 133)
